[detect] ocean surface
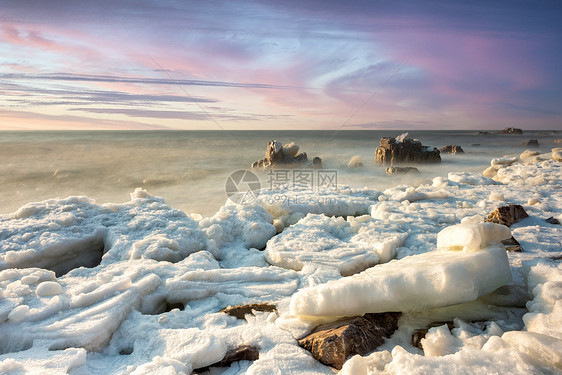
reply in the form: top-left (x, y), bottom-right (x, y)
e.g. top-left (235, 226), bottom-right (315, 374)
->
top-left (0, 130), bottom-right (559, 217)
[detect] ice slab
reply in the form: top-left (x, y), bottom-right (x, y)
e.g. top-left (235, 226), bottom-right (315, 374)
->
top-left (290, 223), bottom-right (512, 317)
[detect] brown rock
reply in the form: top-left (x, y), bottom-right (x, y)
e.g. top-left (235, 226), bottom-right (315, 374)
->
top-left (298, 312), bottom-right (401, 370)
top-left (521, 139), bottom-right (539, 147)
top-left (251, 140), bottom-right (313, 169)
top-left (375, 137), bottom-right (440, 165)
top-left (546, 217), bottom-right (560, 225)
top-left (501, 236), bottom-right (523, 252)
top-left (439, 145), bottom-right (464, 154)
top-left (220, 303), bottom-right (277, 320)
top-left (485, 204), bottom-right (528, 227)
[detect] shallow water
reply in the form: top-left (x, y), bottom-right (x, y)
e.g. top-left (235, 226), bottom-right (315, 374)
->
top-left (0, 130), bottom-right (559, 217)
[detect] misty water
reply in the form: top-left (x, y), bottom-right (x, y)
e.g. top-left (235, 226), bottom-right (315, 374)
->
top-left (0, 130), bottom-right (559, 217)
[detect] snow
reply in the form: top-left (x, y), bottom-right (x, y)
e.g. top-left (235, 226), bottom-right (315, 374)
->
top-left (0, 150), bottom-right (561, 373)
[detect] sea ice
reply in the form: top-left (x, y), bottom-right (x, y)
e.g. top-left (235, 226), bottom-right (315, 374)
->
top-left (290, 223), bottom-right (512, 317)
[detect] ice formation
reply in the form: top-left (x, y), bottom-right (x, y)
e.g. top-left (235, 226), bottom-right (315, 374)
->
top-left (0, 151), bottom-right (561, 373)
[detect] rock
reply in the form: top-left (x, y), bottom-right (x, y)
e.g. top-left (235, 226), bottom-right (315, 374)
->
top-left (555, 139), bottom-right (562, 143)
top-left (498, 127), bottom-right (523, 135)
top-left (282, 142), bottom-right (299, 157)
top-left (472, 144), bottom-right (481, 147)
top-left (439, 145), bottom-right (464, 154)
top-left (478, 131), bottom-right (491, 135)
top-left (194, 345), bottom-right (259, 371)
top-left (501, 236), bottom-right (523, 252)
top-left (375, 136), bottom-right (440, 165)
top-left (546, 217), bottom-right (560, 225)
top-left (298, 312), bottom-right (401, 370)
top-left (521, 139), bottom-right (539, 147)
top-left (311, 156), bottom-right (322, 169)
top-left (347, 155), bottom-right (363, 168)
top-left (220, 303), bottom-right (277, 320)
top-left (251, 140), bottom-right (313, 169)
top-left (485, 204), bottom-right (529, 227)
top-left (385, 166), bottom-right (419, 175)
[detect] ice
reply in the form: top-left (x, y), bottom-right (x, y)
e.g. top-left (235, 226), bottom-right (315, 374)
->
top-left (35, 281), bottom-right (62, 297)
top-left (0, 151), bottom-right (561, 373)
top-left (436, 222), bottom-right (511, 252)
top-left (265, 214), bottom-right (407, 283)
top-left (290, 223), bottom-right (512, 317)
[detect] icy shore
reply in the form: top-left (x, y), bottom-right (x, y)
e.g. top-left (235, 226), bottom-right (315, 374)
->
top-left (0, 150), bottom-right (560, 374)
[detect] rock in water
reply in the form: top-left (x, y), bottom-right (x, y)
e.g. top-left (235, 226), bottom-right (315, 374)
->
top-left (251, 140), bottom-right (313, 169)
top-left (347, 155), bottom-right (363, 168)
top-left (298, 312), bottom-right (401, 369)
top-left (385, 166), bottom-right (419, 175)
top-left (439, 145), bottom-right (464, 154)
top-left (498, 127), bottom-right (523, 135)
top-left (375, 136), bottom-right (440, 165)
top-left (521, 139), bottom-right (539, 148)
top-left (485, 204), bottom-right (529, 227)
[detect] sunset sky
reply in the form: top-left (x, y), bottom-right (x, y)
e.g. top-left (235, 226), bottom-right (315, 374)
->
top-left (1, 0), bottom-right (561, 130)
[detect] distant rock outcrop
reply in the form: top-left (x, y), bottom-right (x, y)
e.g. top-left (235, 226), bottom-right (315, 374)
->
top-left (251, 141), bottom-right (320, 169)
top-left (439, 145), bottom-right (464, 154)
top-left (375, 133), bottom-right (440, 165)
top-left (298, 312), bottom-right (401, 370)
top-left (498, 127), bottom-right (523, 135)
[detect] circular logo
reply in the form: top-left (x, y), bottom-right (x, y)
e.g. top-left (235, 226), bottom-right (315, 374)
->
top-left (225, 169), bottom-right (261, 204)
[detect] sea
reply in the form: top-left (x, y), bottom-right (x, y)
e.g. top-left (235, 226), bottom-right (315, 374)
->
top-left (0, 130), bottom-right (559, 217)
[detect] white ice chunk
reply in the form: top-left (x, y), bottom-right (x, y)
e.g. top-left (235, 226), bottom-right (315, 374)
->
top-left (436, 223), bottom-right (511, 252)
top-left (35, 281), bottom-right (62, 297)
top-left (502, 331), bottom-right (562, 370)
top-left (8, 305), bottom-right (29, 322)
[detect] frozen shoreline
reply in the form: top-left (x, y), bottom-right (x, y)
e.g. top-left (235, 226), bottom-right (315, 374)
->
top-left (0, 149), bottom-right (561, 374)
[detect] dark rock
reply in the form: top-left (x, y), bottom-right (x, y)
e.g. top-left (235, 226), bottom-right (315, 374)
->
top-left (194, 345), bottom-right (259, 372)
top-left (548, 255), bottom-right (562, 261)
top-left (385, 166), bottom-right (419, 175)
top-left (485, 204), bottom-right (529, 227)
top-left (478, 131), bottom-right (491, 135)
top-left (220, 303), bottom-right (277, 320)
top-left (375, 135), bottom-right (440, 165)
top-left (298, 312), bottom-right (401, 370)
top-left (412, 322), bottom-right (455, 350)
top-left (251, 140), bottom-right (315, 169)
top-left (498, 127), bottom-right (523, 135)
top-left (472, 143), bottom-right (481, 147)
top-left (546, 217), bottom-right (561, 225)
top-left (311, 156), bottom-right (323, 169)
top-left (439, 145), bottom-right (464, 154)
top-left (501, 236), bottom-right (523, 252)
top-left (521, 139), bottom-right (539, 148)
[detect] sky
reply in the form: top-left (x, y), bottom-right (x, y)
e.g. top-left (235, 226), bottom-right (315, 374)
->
top-left (1, 0), bottom-right (561, 131)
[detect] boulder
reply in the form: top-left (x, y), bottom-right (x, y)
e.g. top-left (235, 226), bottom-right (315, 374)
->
top-left (385, 166), bottom-right (419, 175)
top-left (251, 140), bottom-right (312, 169)
top-left (220, 303), bottom-right (277, 320)
top-left (347, 155), bottom-right (363, 168)
top-left (375, 136), bottom-right (440, 165)
top-left (498, 127), bottom-right (523, 135)
top-left (472, 143), bottom-right (481, 147)
top-left (311, 156), bottom-right (323, 169)
top-left (478, 131), bottom-right (491, 135)
top-left (545, 217), bottom-right (560, 225)
top-left (485, 204), bottom-right (528, 227)
top-left (521, 139), bottom-right (539, 148)
top-left (439, 145), bottom-right (464, 154)
top-left (298, 312), bottom-right (401, 370)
